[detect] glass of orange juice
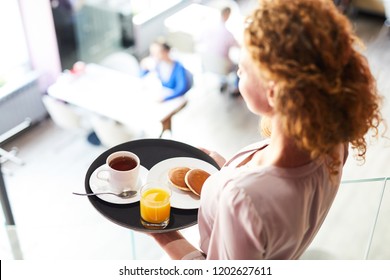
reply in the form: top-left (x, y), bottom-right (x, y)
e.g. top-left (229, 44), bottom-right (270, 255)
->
top-left (140, 182), bottom-right (171, 230)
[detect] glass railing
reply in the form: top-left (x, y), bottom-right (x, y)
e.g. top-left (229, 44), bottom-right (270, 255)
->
top-left (302, 177), bottom-right (389, 259)
top-left (129, 176), bottom-right (390, 260)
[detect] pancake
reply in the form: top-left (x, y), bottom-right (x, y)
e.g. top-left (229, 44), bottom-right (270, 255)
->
top-left (185, 169), bottom-right (210, 196)
top-left (168, 167), bottom-right (191, 191)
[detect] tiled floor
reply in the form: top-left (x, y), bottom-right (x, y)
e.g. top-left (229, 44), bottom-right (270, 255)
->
top-left (1, 1), bottom-right (390, 260)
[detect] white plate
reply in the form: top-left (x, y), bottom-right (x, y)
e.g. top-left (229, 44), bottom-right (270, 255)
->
top-left (147, 157), bottom-right (219, 209)
top-left (89, 164), bottom-right (148, 204)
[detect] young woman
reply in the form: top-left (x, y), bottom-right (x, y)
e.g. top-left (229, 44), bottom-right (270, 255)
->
top-left (149, 0), bottom-right (382, 259)
top-left (140, 39), bottom-right (192, 102)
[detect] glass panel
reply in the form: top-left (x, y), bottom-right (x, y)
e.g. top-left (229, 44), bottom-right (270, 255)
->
top-left (367, 179), bottom-right (390, 259)
top-left (303, 178), bottom-right (387, 259)
top-left (74, 3), bottom-right (122, 64)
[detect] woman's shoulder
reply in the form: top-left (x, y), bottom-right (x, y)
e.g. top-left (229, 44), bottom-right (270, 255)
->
top-left (224, 139), bottom-right (270, 167)
top-left (171, 60), bottom-right (184, 69)
top-left (235, 139), bottom-right (271, 156)
top-left (217, 165), bottom-right (275, 198)
top-left (243, 139), bottom-right (271, 151)
top-left (221, 156), bottom-right (330, 200)
top-left (169, 60), bottom-right (187, 75)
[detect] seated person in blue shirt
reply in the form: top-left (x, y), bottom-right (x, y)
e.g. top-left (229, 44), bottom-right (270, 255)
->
top-left (140, 39), bottom-right (193, 102)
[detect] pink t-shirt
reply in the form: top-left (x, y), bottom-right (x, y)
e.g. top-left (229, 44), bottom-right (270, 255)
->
top-left (198, 21), bottom-right (238, 59)
top-left (197, 140), bottom-right (347, 259)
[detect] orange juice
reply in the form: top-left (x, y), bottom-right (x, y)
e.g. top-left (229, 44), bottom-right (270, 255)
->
top-left (140, 188), bottom-right (171, 225)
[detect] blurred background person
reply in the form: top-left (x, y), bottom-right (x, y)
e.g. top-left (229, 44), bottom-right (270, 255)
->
top-left (197, 6), bottom-right (240, 96)
top-left (140, 39), bottom-right (193, 102)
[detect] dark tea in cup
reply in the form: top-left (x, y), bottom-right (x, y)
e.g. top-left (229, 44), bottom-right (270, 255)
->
top-left (97, 151), bottom-right (140, 192)
top-left (109, 156), bottom-right (137, 171)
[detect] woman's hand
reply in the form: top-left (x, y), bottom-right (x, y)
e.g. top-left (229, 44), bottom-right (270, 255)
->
top-left (147, 231), bottom-right (201, 260)
top-left (198, 148), bottom-right (226, 168)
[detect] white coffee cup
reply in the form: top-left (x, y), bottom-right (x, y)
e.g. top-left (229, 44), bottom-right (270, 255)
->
top-left (97, 151), bottom-right (140, 193)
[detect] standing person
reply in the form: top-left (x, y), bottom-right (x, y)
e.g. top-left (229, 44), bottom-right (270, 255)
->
top-left (149, 0), bottom-right (382, 259)
top-left (140, 39), bottom-right (193, 102)
top-left (197, 6), bottom-right (240, 95)
top-left (198, 6), bottom-right (239, 67)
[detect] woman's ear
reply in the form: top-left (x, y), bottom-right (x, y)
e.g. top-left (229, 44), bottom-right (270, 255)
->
top-left (266, 81), bottom-right (276, 108)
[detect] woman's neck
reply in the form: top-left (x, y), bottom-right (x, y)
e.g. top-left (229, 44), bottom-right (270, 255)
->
top-left (252, 118), bottom-right (313, 168)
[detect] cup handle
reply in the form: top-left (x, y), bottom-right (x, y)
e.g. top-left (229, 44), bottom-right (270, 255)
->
top-left (96, 169), bottom-right (109, 182)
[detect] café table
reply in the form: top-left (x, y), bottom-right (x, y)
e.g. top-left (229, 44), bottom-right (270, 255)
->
top-left (47, 63), bottom-right (188, 137)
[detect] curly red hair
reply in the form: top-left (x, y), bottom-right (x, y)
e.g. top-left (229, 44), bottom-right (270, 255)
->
top-left (245, 0), bottom-right (382, 166)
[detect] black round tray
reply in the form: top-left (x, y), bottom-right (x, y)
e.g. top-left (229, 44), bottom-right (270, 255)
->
top-left (84, 138), bottom-right (220, 233)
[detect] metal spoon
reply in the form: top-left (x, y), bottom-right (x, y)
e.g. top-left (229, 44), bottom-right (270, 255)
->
top-left (72, 190), bottom-right (137, 199)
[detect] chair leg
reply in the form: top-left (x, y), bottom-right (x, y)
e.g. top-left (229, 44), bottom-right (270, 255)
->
top-left (159, 117), bottom-right (172, 138)
top-left (5, 225), bottom-right (24, 259)
top-left (158, 98), bottom-right (187, 138)
top-left (0, 166), bottom-right (13, 176)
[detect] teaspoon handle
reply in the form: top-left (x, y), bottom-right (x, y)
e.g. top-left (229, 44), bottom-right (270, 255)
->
top-left (72, 192), bottom-right (100, 196)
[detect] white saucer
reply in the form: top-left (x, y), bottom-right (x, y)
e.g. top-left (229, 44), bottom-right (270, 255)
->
top-left (147, 157), bottom-right (219, 209)
top-left (89, 164), bottom-right (148, 204)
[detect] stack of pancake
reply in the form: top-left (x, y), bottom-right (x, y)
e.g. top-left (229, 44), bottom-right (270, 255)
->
top-left (168, 167), bottom-right (210, 196)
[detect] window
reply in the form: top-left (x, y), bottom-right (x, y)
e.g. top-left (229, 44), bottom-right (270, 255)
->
top-left (131, 0), bottom-right (182, 25)
top-left (0, 1), bottom-right (30, 87)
